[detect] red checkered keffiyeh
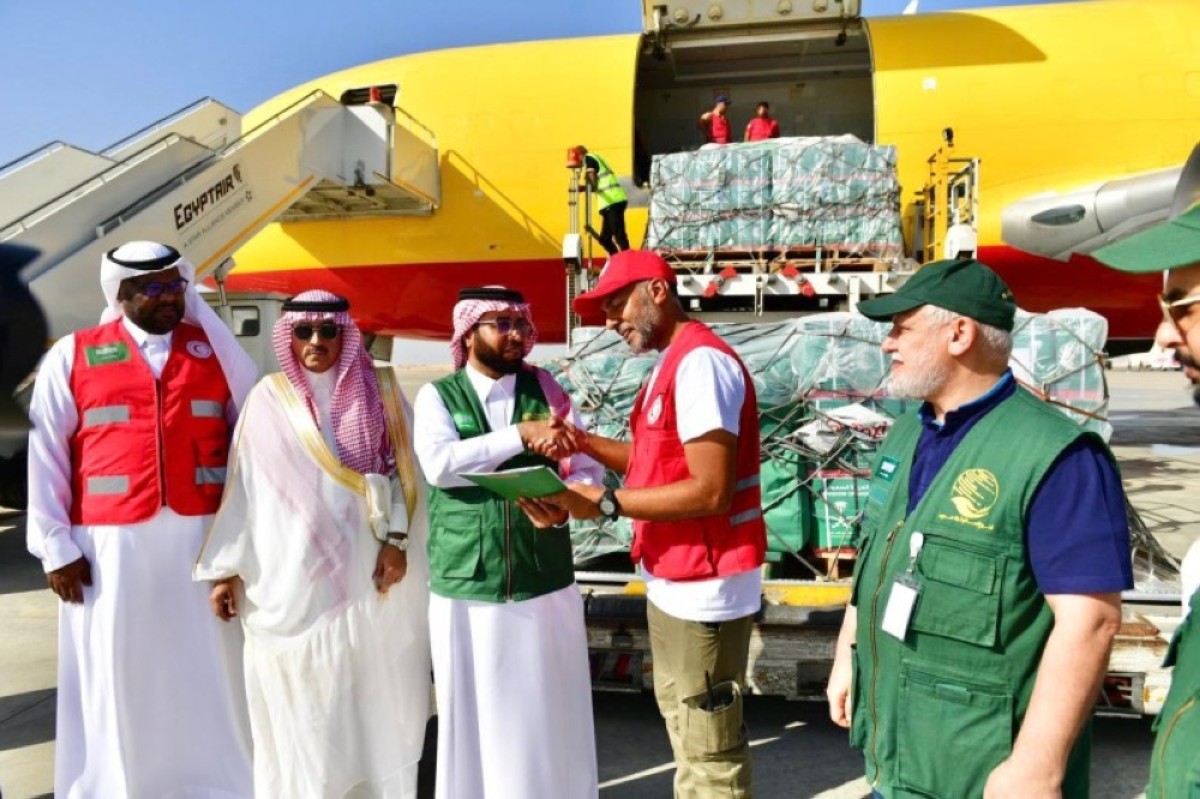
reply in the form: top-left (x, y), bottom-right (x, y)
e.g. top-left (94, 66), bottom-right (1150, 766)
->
top-left (273, 290), bottom-right (393, 476)
top-left (449, 288), bottom-right (540, 370)
top-left (449, 287), bottom-right (575, 475)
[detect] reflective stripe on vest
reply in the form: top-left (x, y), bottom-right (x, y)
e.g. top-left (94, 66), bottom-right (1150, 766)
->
top-left (195, 467), bottom-right (227, 485)
top-left (88, 475), bottom-right (129, 495)
top-left (191, 400), bottom-right (224, 418)
top-left (730, 508), bottom-right (763, 526)
top-left (589, 153), bottom-right (627, 210)
top-left (83, 405), bottom-right (130, 428)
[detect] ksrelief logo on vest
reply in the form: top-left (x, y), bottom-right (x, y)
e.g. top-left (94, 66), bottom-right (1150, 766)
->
top-left (938, 468), bottom-right (1000, 531)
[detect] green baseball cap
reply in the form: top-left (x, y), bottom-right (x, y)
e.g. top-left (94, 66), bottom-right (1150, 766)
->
top-left (857, 258), bottom-right (1017, 331)
top-left (1092, 202), bottom-right (1200, 273)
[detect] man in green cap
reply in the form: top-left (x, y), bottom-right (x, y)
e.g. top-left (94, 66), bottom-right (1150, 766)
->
top-left (825, 258), bottom-right (1132, 799)
top-left (1094, 204), bottom-right (1200, 798)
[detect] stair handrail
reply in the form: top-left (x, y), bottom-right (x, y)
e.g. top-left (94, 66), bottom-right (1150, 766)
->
top-left (95, 90), bottom-right (335, 243)
top-left (0, 140), bottom-right (89, 181)
top-left (0, 133), bottom-right (198, 234)
top-left (100, 96), bottom-right (224, 157)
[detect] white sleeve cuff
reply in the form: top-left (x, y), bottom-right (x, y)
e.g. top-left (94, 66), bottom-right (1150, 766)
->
top-left (40, 531), bottom-right (84, 573)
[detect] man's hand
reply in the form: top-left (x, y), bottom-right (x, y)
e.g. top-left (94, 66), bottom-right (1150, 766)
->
top-left (543, 483), bottom-right (605, 520)
top-left (826, 651), bottom-right (853, 729)
top-left (984, 755), bottom-right (1062, 799)
top-left (827, 604), bottom-right (857, 728)
top-left (518, 418), bottom-right (577, 459)
top-left (209, 577), bottom-right (242, 622)
top-left (516, 497), bottom-right (569, 529)
top-left (373, 543), bottom-right (408, 595)
top-left (47, 556), bottom-right (91, 604)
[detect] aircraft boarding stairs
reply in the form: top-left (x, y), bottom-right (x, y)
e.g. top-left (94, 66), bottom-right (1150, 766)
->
top-left (0, 92), bottom-right (440, 339)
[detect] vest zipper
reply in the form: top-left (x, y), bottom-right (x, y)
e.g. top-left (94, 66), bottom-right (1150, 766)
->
top-left (155, 380), bottom-right (166, 506)
top-left (1153, 695), bottom-right (1196, 797)
top-left (867, 518), bottom-right (905, 787)
top-left (504, 500), bottom-right (513, 600)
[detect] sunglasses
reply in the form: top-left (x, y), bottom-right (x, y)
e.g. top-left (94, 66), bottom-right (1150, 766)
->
top-left (1158, 293), bottom-right (1200, 330)
top-left (293, 323), bottom-right (342, 341)
top-left (136, 277), bottom-right (189, 298)
top-left (476, 318), bottom-right (532, 336)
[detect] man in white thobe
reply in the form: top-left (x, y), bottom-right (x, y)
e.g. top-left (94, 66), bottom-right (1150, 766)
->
top-left (26, 240), bottom-right (256, 798)
top-left (413, 286), bottom-right (600, 799)
top-left (195, 290), bottom-right (432, 798)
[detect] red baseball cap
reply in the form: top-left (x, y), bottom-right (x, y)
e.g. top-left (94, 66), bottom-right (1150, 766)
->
top-left (572, 250), bottom-right (677, 317)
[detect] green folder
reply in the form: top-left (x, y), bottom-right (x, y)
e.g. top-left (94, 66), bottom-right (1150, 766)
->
top-left (459, 466), bottom-right (567, 501)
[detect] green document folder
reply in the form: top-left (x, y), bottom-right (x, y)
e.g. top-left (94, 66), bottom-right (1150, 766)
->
top-left (459, 466), bottom-right (567, 501)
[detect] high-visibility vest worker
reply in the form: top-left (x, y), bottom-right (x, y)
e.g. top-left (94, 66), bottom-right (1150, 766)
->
top-left (584, 151), bottom-right (627, 211)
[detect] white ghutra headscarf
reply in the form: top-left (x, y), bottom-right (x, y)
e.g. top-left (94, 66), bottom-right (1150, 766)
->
top-left (99, 240), bottom-right (257, 410)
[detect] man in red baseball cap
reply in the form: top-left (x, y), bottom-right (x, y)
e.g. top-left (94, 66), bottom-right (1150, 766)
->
top-left (556, 249), bottom-right (766, 795)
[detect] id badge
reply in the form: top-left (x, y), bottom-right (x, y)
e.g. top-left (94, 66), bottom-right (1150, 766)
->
top-left (881, 575), bottom-right (921, 641)
top-left (880, 531), bottom-right (925, 642)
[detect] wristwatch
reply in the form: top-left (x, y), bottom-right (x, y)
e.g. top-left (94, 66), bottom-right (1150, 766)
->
top-left (597, 489), bottom-right (621, 522)
top-left (385, 533), bottom-right (409, 552)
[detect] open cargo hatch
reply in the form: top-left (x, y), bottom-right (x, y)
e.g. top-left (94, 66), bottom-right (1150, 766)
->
top-left (636, 1), bottom-right (873, 179)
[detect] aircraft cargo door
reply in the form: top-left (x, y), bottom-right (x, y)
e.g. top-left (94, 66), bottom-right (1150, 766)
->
top-left (635, 0), bottom-right (872, 180)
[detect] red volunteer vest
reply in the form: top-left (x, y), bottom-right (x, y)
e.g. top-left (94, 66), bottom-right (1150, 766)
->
top-left (745, 117), bottom-right (779, 141)
top-left (709, 113), bottom-right (731, 144)
top-left (69, 319), bottom-right (232, 525)
top-left (625, 321), bottom-right (766, 580)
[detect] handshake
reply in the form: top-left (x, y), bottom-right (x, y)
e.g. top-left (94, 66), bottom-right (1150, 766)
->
top-left (517, 416), bottom-right (587, 460)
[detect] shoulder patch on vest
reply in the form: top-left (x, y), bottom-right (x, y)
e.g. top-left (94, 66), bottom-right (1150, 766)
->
top-left (451, 411), bottom-right (480, 435)
top-left (937, 468), bottom-right (1000, 532)
top-left (186, 340), bottom-right (213, 358)
top-left (84, 342), bottom-right (131, 367)
top-left (647, 395), bottom-right (664, 424)
top-left (875, 456), bottom-right (900, 482)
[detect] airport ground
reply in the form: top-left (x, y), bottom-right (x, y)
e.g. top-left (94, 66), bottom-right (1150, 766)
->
top-left (1, 369), bottom-right (1197, 798)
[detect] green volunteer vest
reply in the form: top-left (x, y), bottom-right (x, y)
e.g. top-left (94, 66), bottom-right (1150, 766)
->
top-left (589, 152), bottom-right (627, 210)
top-left (426, 369), bottom-right (576, 602)
top-left (850, 388), bottom-right (1106, 799)
top-left (1148, 591), bottom-right (1200, 798)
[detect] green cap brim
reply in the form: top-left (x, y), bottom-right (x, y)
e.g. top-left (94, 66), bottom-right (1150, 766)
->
top-left (1093, 208), bottom-right (1200, 273)
top-left (856, 292), bottom-right (927, 321)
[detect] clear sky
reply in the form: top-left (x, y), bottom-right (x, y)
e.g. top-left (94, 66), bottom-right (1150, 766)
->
top-left (0, 0), bottom-right (1071, 167)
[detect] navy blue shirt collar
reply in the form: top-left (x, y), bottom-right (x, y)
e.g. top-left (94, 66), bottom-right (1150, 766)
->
top-left (917, 370), bottom-right (1017, 434)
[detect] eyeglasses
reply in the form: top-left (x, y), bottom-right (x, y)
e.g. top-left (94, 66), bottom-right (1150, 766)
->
top-left (136, 277), bottom-right (189, 297)
top-left (1159, 293), bottom-right (1200, 331)
top-left (292, 323), bottom-right (341, 341)
top-left (476, 318), bottom-right (532, 336)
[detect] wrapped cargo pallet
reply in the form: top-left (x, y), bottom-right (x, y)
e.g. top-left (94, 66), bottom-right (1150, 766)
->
top-left (546, 309), bottom-right (1112, 578)
top-left (646, 136), bottom-right (903, 262)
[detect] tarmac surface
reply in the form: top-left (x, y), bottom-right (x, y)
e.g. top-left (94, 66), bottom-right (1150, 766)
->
top-left (1, 368), bottom-right (1197, 798)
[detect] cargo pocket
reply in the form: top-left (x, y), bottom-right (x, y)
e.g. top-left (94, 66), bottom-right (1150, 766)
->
top-left (911, 536), bottom-right (1002, 647)
top-left (897, 662), bottom-right (1013, 798)
top-left (194, 437), bottom-right (229, 496)
top-left (432, 512), bottom-right (483, 580)
top-left (680, 680), bottom-right (747, 756)
top-left (533, 524), bottom-right (573, 573)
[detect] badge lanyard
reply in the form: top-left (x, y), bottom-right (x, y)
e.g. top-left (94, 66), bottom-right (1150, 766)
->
top-left (881, 532), bottom-right (925, 642)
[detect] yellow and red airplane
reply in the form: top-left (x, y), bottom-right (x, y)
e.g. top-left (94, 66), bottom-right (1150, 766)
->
top-left (223, 0), bottom-right (1200, 345)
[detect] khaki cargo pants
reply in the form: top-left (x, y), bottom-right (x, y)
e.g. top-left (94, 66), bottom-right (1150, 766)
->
top-left (647, 600), bottom-right (754, 798)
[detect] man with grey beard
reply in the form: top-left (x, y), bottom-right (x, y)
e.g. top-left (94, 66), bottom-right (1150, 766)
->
top-left (825, 258), bottom-right (1131, 799)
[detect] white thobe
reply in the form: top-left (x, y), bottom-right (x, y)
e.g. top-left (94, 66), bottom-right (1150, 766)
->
top-left (413, 365), bottom-right (602, 799)
top-left (26, 319), bottom-right (252, 799)
top-left (195, 371), bottom-right (431, 798)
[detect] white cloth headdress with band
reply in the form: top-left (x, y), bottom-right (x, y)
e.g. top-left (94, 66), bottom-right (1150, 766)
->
top-left (273, 290), bottom-right (393, 476)
top-left (99, 241), bottom-right (257, 410)
top-left (449, 285), bottom-right (539, 370)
